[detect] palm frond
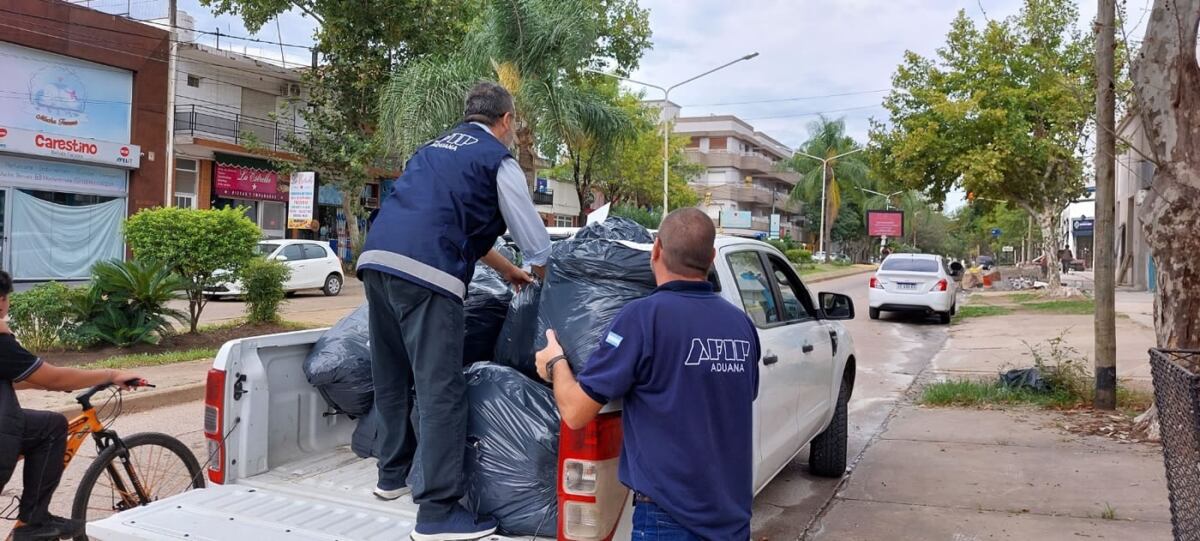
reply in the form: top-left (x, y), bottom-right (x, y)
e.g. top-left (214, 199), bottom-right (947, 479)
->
top-left (378, 55), bottom-right (485, 160)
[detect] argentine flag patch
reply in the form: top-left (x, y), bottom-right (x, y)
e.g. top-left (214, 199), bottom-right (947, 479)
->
top-left (605, 332), bottom-right (624, 348)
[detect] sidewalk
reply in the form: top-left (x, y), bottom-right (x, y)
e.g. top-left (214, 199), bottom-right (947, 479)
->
top-left (17, 359), bottom-right (211, 416)
top-left (811, 292), bottom-right (1171, 540)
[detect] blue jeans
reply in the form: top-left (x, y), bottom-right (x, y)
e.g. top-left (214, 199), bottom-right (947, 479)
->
top-left (632, 502), bottom-right (701, 541)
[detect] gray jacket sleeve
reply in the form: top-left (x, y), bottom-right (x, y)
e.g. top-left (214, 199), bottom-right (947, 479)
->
top-left (496, 158), bottom-right (551, 266)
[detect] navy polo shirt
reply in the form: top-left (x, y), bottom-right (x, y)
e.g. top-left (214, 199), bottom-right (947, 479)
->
top-left (576, 280), bottom-right (760, 540)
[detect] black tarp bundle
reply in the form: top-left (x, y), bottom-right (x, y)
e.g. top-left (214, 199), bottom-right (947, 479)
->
top-left (303, 303), bottom-right (373, 417)
top-left (463, 265), bottom-right (513, 364)
top-left (491, 281), bottom-right (544, 378)
top-left (462, 363), bottom-right (560, 536)
top-left (539, 218), bottom-right (657, 371)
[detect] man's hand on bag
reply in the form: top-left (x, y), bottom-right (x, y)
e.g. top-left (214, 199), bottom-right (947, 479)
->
top-left (535, 329), bottom-right (564, 383)
top-left (503, 267), bottom-right (535, 292)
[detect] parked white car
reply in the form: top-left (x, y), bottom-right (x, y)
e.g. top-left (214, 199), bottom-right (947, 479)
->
top-left (868, 253), bottom-right (960, 324)
top-left (91, 237), bottom-right (859, 541)
top-left (207, 240), bottom-right (345, 299)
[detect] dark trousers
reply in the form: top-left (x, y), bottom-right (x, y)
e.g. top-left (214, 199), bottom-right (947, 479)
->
top-left (363, 270), bottom-right (466, 523)
top-left (632, 501), bottom-right (703, 541)
top-left (1, 410), bottom-right (68, 524)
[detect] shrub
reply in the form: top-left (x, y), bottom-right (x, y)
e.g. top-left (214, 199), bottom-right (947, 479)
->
top-left (73, 259), bottom-right (187, 348)
top-left (125, 207), bottom-right (261, 332)
top-left (9, 282), bottom-right (87, 351)
top-left (611, 204), bottom-right (663, 231)
top-left (785, 248), bottom-right (813, 266)
top-left (240, 257), bottom-right (291, 324)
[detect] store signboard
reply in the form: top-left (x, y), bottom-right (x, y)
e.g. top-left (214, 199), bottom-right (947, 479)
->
top-left (0, 155), bottom-right (127, 196)
top-left (215, 162), bottom-right (287, 202)
top-left (287, 172), bottom-right (316, 228)
top-left (769, 214), bottom-right (781, 239)
top-left (0, 126), bottom-right (140, 169)
top-left (0, 42), bottom-right (133, 143)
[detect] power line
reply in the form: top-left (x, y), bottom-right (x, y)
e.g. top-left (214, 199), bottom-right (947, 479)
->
top-left (683, 89), bottom-right (891, 107)
top-left (743, 103), bottom-right (886, 121)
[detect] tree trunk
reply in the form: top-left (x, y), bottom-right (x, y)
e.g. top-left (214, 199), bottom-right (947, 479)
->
top-left (516, 121), bottom-right (537, 193)
top-left (342, 195), bottom-right (361, 269)
top-left (1127, 0), bottom-right (1200, 438)
top-left (1036, 209), bottom-right (1062, 291)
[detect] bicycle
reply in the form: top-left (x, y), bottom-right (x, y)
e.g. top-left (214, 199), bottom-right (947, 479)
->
top-left (5, 380), bottom-right (206, 541)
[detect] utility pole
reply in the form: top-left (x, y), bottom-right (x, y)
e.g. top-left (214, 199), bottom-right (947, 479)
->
top-left (164, 0), bottom-right (178, 207)
top-left (1093, 0), bottom-right (1117, 410)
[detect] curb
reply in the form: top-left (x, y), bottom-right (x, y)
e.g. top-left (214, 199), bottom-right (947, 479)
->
top-left (806, 266), bottom-right (877, 284)
top-left (47, 382), bottom-right (207, 417)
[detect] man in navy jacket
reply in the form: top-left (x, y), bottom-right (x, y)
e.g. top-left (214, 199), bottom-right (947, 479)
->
top-left (357, 82), bottom-right (550, 541)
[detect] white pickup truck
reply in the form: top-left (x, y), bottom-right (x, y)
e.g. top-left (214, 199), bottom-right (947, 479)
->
top-left (89, 238), bottom-right (858, 541)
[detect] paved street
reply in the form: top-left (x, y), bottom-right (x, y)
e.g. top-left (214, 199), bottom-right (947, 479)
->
top-left (751, 272), bottom-right (951, 537)
top-left (177, 276), bottom-right (367, 328)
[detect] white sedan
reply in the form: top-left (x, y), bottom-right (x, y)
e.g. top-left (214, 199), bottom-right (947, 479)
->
top-left (868, 253), bottom-right (961, 324)
top-left (207, 240), bottom-right (345, 299)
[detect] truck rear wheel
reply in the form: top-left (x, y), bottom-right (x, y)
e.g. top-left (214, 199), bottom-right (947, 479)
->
top-left (809, 378), bottom-right (849, 478)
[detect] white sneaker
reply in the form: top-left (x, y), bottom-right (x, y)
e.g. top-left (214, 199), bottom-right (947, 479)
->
top-left (373, 485), bottom-right (411, 500)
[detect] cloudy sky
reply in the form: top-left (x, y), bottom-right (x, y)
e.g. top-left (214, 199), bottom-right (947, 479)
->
top-left (155, 0), bottom-right (1142, 207)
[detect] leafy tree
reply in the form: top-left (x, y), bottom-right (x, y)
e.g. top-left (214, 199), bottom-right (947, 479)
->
top-left (379, 0), bottom-right (651, 191)
top-left (124, 207), bottom-right (262, 333)
top-left (201, 0), bottom-right (476, 263)
top-left (610, 204), bottom-right (661, 230)
top-left (788, 115), bottom-right (869, 253)
top-left (240, 257), bottom-right (292, 324)
top-left (870, 0), bottom-right (1092, 290)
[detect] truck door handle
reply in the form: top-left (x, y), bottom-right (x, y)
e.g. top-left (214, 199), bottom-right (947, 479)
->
top-left (763, 354), bottom-right (779, 365)
top-left (802, 344), bottom-right (815, 354)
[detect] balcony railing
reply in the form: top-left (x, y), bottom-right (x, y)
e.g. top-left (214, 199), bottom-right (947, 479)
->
top-left (174, 104), bottom-right (307, 152)
top-left (532, 190), bottom-right (554, 205)
top-left (684, 150), bottom-right (801, 185)
top-left (700, 184), bottom-right (803, 213)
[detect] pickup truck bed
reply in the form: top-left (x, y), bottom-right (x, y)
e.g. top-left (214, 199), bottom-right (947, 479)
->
top-left (89, 446), bottom-right (521, 541)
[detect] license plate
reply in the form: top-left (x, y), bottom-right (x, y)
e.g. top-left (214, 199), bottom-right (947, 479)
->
top-left (897, 282), bottom-right (917, 290)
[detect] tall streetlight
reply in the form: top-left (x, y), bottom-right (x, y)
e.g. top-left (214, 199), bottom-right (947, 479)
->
top-left (585, 52), bottom-right (759, 213)
top-left (794, 148), bottom-right (864, 254)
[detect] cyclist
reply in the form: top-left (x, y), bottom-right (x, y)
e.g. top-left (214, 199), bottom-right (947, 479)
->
top-left (0, 271), bottom-right (143, 540)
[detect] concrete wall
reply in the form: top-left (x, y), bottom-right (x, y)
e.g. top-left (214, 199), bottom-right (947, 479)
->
top-left (1115, 117), bottom-right (1153, 289)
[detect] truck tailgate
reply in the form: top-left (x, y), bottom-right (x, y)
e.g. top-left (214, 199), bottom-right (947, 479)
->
top-left (86, 485), bottom-right (523, 541)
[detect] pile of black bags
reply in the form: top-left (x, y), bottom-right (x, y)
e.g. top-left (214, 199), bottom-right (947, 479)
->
top-left (303, 217), bottom-right (656, 536)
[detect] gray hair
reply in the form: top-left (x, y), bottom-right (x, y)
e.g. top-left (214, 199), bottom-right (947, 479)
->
top-left (463, 82), bottom-right (515, 126)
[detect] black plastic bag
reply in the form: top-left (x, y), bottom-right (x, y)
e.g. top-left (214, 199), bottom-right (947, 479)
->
top-left (303, 304), bottom-right (373, 416)
top-left (463, 363), bottom-right (559, 536)
top-left (464, 265), bottom-right (513, 364)
top-left (573, 216), bottom-right (654, 243)
top-left (999, 368), bottom-right (1048, 392)
top-left (541, 237), bottom-right (656, 372)
top-left (492, 281), bottom-right (544, 377)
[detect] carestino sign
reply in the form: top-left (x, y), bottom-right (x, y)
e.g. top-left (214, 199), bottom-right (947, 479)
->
top-left (0, 126), bottom-right (140, 168)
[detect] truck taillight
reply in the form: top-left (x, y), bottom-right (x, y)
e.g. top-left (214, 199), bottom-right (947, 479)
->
top-left (204, 368), bottom-right (226, 485)
top-left (931, 278), bottom-right (948, 292)
top-left (558, 412), bottom-right (626, 541)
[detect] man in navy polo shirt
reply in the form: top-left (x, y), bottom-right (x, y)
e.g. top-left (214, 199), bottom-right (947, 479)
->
top-left (536, 208), bottom-right (760, 540)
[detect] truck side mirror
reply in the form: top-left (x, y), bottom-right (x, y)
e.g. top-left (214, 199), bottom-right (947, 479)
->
top-left (819, 292), bottom-right (855, 320)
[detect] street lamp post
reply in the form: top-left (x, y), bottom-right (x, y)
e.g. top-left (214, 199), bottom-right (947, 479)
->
top-left (585, 52), bottom-right (759, 214)
top-left (859, 187), bottom-right (904, 252)
top-left (793, 148), bottom-right (864, 255)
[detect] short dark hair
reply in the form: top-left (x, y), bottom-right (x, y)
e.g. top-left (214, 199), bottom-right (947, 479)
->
top-left (463, 82), bottom-right (515, 126)
top-left (657, 208), bottom-right (716, 278)
top-left (0, 271), bottom-right (12, 298)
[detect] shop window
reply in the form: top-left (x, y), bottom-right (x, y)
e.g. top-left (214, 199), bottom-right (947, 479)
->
top-left (174, 194), bottom-right (195, 209)
top-left (260, 202), bottom-right (286, 235)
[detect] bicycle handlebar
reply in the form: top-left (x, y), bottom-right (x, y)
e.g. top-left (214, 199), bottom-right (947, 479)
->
top-left (75, 379), bottom-right (155, 410)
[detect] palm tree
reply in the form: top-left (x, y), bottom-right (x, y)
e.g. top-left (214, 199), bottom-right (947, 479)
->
top-left (378, 0), bottom-right (622, 191)
top-left (788, 115), bottom-right (869, 251)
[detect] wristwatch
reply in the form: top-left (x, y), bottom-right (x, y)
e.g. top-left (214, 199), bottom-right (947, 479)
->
top-left (546, 355), bottom-right (568, 383)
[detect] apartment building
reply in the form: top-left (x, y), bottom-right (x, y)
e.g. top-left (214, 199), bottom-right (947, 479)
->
top-left (651, 101), bottom-right (804, 239)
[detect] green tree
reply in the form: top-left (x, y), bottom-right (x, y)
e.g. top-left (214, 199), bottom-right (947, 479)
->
top-left (201, 0), bottom-right (476, 263)
top-left (870, 0), bottom-right (1092, 290)
top-left (240, 257), bottom-right (292, 324)
top-left (378, 0), bottom-right (651, 191)
top-left (788, 115), bottom-right (869, 253)
top-left (124, 207), bottom-right (262, 333)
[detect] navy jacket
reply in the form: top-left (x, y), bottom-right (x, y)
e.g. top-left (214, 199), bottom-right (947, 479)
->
top-left (357, 123), bottom-right (512, 300)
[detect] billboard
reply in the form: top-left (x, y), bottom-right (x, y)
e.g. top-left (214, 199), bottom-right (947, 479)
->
top-left (0, 42), bottom-right (133, 143)
top-left (867, 210), bottom-right (904, 237)
top-left (720, 209), bottom-right (752, 229)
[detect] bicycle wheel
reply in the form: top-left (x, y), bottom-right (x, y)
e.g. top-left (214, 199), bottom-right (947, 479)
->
top-left (71, 432), bottom-right (205, 540)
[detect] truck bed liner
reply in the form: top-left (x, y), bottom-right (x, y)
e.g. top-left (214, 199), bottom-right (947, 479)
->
top-left (88, 446), bottom-right (523, 541)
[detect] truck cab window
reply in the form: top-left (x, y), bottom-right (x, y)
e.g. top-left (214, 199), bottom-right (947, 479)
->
top-left (727, 251), bottom-right (779, 326)
top-left (767, 255), bottom-right (816, 322)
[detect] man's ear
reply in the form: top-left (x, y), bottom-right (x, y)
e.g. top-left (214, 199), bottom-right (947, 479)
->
top-left (651, 238), bottom-right (662, 263)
